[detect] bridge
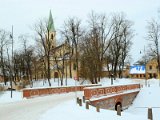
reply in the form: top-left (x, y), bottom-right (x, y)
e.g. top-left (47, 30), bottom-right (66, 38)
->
top-left (23, 83), bottom-right (141, 111)
top-left (83, 84), bottom-right (141, 110)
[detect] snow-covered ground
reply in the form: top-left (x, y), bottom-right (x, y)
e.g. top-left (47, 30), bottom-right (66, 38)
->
top-left (39, 100), bottom-right (147, 120)
top-left (0, 91), bottom-right (23, 104)
top-left (0, 92), bottom-right (82, 120)
top-left (0, 78), bottom-right (160, 120)
top-left (38, 78), bottom-right (160, 120)
top-left (126, 86), bottom-right (160, 119)
top-left (38, 79), bottom-right (160, 120)
top-left (26, 78), bottom-right (90, 88)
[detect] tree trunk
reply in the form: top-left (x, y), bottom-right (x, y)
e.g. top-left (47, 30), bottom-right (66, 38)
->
top-left (47, 55), bottom-right (51, 86)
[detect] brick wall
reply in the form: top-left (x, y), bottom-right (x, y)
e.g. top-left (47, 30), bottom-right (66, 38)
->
top-left (90, 91), bottom-right (139, 110)
top-left (23, 84), bottom-right (101, 98)
top-left (84, 84), bottom-right (140, 100)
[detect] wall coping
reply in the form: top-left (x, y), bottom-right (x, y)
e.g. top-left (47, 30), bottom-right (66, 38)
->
top-left (83, 83), bottom-right (140, 90)
top-left (23, 84), bottom-right (102, 90)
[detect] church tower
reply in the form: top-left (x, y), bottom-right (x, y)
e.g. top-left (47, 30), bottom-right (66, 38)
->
top-left (48, 10), bottom-right (56, 48)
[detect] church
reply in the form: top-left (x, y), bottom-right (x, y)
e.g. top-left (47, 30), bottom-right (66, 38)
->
top-left (42, 11), bottom-right (78, 82)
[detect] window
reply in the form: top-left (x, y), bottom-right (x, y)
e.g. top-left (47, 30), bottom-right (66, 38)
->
top-left (73, 63), bottom-right (77, 70)
top-left (154, 73), bottom-right (157, 78)
top-left (140, 74), bottom-right (142, 78)
top-left (51, 34), bottom-right (54, 39)
top-left (149, 74), bottom-right (152, 78)
top-left (149, 65), bottom-right (152, 70)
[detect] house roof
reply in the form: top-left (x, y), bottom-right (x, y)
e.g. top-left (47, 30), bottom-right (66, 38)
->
top-left (130, 65), bottom-right (145, 74)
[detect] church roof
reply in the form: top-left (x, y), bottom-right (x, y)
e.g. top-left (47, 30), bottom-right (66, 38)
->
top-left (48, 10), bottom-right (55, 32)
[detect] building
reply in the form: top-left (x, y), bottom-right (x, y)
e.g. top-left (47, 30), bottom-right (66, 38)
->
top-left (130, 58), bottom-right (159, 79)
top-left (130, 65), bottom-right (146, 79)
top-left (101, 64), bottom-right (130, 78)
top-left (49, 43), bottom-right (78, 79)
top-left (146, 58), bottom-right (158, 79)
top-left (41, 11), bottom-right (78, 80)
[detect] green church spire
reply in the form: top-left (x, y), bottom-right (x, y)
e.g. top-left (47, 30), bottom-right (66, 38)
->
top-left (48, 10), bottom-right (55, 32)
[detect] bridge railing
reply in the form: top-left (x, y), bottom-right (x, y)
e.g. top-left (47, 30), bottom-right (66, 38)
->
top-left (23, 84), bottom-right (101, 98)
top-left (84, 84), bottom-right (140, 100)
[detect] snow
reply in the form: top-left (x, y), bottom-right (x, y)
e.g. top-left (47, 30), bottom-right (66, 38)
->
top-left (0, 91), bottom-right (23, 104)
top-left (130, 65), bottom-right (145, 74)
top-left (126, 80), bottom-right (160, 119)
top-left (39, 78), bottom-right (160, 120)
top-left (0, 92), bottom-right (83, 120)
top-left (39, 100), bottom-right (146, 120)
top-left (27, 78), bottom-right (91, 88)
top-left (0, 78), bottom-right (160, 120)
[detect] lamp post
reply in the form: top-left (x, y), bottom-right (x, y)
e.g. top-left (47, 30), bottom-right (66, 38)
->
top-left (10, 25), bottom-right (14, 98)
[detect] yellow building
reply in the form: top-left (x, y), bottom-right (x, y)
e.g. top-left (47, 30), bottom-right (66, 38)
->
top-left (129, 65), bottom-right (146, 79)
top-left (130, 58), bottom-right (159, 79)
top-left (146, 58), bottom-right (158, 79)
top-left (49, 43), bottom-right (78, 79)
top-left (101, 65), bottom-right (130, 78)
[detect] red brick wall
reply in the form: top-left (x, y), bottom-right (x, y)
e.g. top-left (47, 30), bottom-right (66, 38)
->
top-left (84, 84), bottom-right (140, 100)
top-left (23, 84), bottom-right (101, 98)
top-left (90, 91), bottom-right (139, 110)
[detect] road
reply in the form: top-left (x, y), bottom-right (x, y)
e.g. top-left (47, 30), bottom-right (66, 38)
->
top-left (0, 92), bottom-right (81, 120)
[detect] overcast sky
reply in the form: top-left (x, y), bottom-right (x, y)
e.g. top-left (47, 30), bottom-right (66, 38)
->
top-left (0, 0), bottom-right (160, 63)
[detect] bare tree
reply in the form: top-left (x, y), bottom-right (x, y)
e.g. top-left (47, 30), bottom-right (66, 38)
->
top-left (13, 47), bottom-right (35, 88)
top-left (34, 41), bottom-right (47, 84)
top-left (18, 35), bottom-right (34, 87)
top-left (61, 17), bottom-right (83, 80)
top-left (79, 12), bottom-right (116, 83)
top-left (80, 35), bottom-right (99, 84)
top-left (146, 19), bottom-right (160, 78)
top-left (107, 13), bottom-right (133, 79)
top-left (117, 15), bottom-right (133, 78)
top-left (0, 29), bottom-right (10, 85)
top-left (33, 17), bottom-right (55, 86)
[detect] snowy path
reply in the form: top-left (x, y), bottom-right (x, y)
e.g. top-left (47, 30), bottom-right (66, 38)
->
top-left (0, 92), bottom-right (81, 120)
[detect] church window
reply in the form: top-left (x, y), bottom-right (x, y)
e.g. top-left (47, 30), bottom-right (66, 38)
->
top-left (73, 63), bottom-right (77, 70)
top-left (51, 34), bottom-right (54, 39)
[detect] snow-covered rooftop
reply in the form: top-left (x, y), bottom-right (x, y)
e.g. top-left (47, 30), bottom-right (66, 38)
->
top-left (130, 66), bottom-right (145, 74)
